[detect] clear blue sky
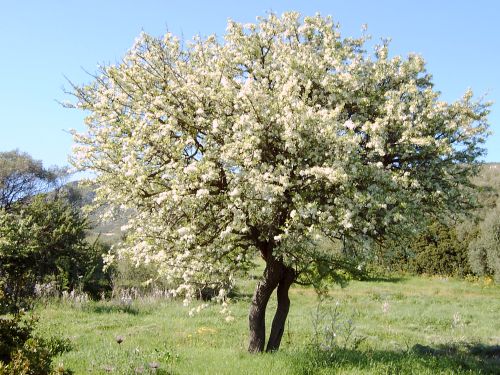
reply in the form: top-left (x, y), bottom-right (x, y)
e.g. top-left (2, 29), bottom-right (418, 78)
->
top-left (1, 0), bottom-right (499, 169)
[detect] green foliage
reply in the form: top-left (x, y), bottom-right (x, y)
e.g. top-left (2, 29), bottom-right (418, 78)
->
top-left (0, 313), bottom-right (72, 375)
top-left (468, 203), bottom-right (500, 282)
top-left (0, 195), bottom-right (112, 312)
top-left (365, 164), bottom-right (500, 281)
top-left (463, 164), bottom-right (500, 282)
top-left (0, 314), bottom-right (32, 363)
top-left (409, 222), bottom-right (472, 277)
top-left (0, 150), bottom-right (64, 211)
top-left (368, 221), bottom-right (472, 277)
top-left (112, 255), bottom-right (170, 292)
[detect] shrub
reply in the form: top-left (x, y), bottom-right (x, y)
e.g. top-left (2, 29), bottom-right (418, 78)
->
top-left (310, 300), bottom-right (365, 351)
top-left (371, 221), bottom-right (473, 277)
top-left (468, 203), bottom-right (500, 282)
top-left (409, 222), bottom-right (472, 277)
top-left (0, 313), bottom-right (72, 374)
top-left (0, 195), bottom-right (112, 312)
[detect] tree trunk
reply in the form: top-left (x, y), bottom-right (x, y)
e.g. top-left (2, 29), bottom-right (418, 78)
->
top-left (248, 258), bottom-right (295, 353)
top-left (266, 266), bottom-right (295, 352)
top-left (248, 259), bottom-right (282, 353)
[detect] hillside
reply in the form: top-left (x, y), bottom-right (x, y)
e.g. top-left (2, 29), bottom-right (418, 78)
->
top-left (63, 181), bottom-right (128, 243)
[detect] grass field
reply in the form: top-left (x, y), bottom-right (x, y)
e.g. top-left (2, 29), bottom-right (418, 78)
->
top-left (35, 276), bottom-right (499, 374)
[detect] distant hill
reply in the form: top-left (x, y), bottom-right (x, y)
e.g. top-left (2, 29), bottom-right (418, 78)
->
top-left (474, 163), bottom-right (500, 194)
top-left (62, 181), bottom-right (127, 244)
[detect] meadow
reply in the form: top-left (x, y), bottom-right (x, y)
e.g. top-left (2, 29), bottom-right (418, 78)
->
top-left (35, 275), bottom-right (499, 374)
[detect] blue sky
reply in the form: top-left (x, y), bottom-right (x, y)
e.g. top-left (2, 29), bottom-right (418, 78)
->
top-left (1, 0), bottom-right (499, 168)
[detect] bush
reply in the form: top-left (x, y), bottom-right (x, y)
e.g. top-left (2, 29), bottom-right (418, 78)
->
top-left (468, 203), bottom-right (500, 282)
top-left (0, 195), bottom-right (112, 312)
top-left (371, 221), bottom-right (472, 277)
top-left (409, 222), bottom-right (472, 277)
top-left (0, 312), bottom-right (72, 374)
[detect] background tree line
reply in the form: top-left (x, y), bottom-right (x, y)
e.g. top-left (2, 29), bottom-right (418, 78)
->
top-left (0, 150), bottom-right (111, 314)
top-left (371, 164), bottom-right (500, 281)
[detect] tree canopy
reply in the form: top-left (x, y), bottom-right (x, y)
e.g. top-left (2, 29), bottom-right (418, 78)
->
top-left (0, 150), bottom-right (62, 211)
top-left (69, 12), bottom-right (490, 352)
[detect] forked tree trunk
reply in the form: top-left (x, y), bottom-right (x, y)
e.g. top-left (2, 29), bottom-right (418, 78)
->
top-left (248, 258), bottom-right (295, 353)
top-left (266, 266), bottom-right (295, 351)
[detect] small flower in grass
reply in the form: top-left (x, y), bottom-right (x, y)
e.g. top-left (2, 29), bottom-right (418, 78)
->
top-left (382, 301), bottom-right (390, 314)
top-left (116, 335), bottom-right (124, 345)
top-left (53, 362), bottom-right (67, 374)
top-left (197, 327), bottom-right (217, 334)
top-left (102, 364), bottom-right (115, 372)
top-left (225, 315), bottom-right (235, 323)
top-left (149, 361), bottom-right (160, 370)
top-left (452, 312), bottom-right (462, 328)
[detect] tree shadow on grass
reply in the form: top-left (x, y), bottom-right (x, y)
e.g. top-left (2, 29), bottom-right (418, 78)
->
top-left (84, 304), bottom-right (141, 315)
top-left (411, 342), bottom-right (500, 373)
top-left (289, 342), bottom-right (500, 374)
top-left (362, 275), bottom-right (407, 283)
top-left (227, 286), bottom-right (253, 302)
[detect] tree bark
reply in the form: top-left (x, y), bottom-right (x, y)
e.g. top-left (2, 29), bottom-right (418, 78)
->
top-left (266, 266), bottom-right (295, 352)
top-left (248, 257), bottom-right (295, 353)
top-left (248, 259), bottom-right (282, 353)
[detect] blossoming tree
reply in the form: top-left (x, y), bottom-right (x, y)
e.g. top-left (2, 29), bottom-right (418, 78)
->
top-left (70, 13), bottom-right (489, 352)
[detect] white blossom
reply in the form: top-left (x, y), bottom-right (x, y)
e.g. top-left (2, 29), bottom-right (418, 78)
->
top-left (70, 12), bottom-right (489, 305)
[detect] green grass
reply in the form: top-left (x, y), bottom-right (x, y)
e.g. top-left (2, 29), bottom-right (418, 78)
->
top-left (34, 276), bottom-right (500, 374)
